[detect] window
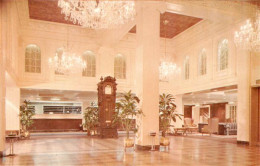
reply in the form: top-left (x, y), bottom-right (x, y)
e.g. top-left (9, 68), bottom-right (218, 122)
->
top-left (198, 48), bottom-right (207, 76)
top-left (114, 54), bottom-right (126, 79)
top-left (55, 48), bottom-right (65, 75)
top-left (82, 51), bottom-right (96, 77)
top-left (218, 39), bottom-right (228, 71)
top-left (25, 44), bottom-right (41, 73)
top-left (184, 56), bottom-right (190, 80)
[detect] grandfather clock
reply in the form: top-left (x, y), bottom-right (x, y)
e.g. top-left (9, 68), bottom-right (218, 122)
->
top-left (97, 76), bottom-right (118, 138)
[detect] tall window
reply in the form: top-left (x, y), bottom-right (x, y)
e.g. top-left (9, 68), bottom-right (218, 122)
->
top-left (114, 54), bottom-right (126, 79)
top-left (82, 51), bottom-right (96, 77)
top-left (218, 39), bottom-right (229, 71)
top-left (55, 48), bottom-right (64, 75)
top-left (25, 44), bottom-right (41, 73)
top-left (184, 56), bottom-right (190, 80)
top-left (198, 48), bottom-right (207, 76)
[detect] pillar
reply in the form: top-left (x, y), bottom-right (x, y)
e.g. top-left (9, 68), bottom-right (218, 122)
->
top-left (172, 95), bottom-right (183, 129)
top-left (0, 0), bottom-right (6, 157)
top-left (237, 50), bottom-right (251, 143)
top-left (135, 1), bottom-right (165, 150)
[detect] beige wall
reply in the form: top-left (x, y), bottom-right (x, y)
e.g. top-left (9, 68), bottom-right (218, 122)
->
top-left (0, 0), bottom-right (6, 155)
top-left (5, 72), bottom-right (20, 131)
top-left (170, 20), bottom-right (238, 95)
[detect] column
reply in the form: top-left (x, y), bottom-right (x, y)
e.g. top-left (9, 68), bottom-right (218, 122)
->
top-left (0, 0), bottom-right (6, 157)
top-left (172, 95), bottom-right (183, 129)
top-left (135, 1), bottom-right (165, 149)
top-left (237, 50), bottom-right (251, 143)
top-left (98, 47), bottom-right (114, 78)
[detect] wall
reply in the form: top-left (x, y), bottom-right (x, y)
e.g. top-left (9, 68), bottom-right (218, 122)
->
top-left (210, 103), bottom-right (227, 123)
top-left (170, 20), bottom-right (238, 95)
top-left (0, 0), bottom-right (6, 156)
top-left (184, 105), bottom-right (192, 118)
top-left (29, 102), bottom-right (82, 114)
top-left (5, 72), bottom-right (20, 131)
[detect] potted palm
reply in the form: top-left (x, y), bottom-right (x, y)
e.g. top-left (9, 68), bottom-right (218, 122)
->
top-left (19, 100), bottom-right (35, 138)
top-left (113, 90), bottom-right (143, 148)
top-left (83, 102), bottom-right (99, 136)
top-left (159, 93), bottom-right (182, 146)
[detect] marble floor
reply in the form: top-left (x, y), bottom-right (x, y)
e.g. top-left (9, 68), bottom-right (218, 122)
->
top-left (1, 134), bottom-right (260, 166)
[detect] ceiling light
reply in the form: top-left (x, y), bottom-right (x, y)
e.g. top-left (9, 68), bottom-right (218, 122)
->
top-left (159, 20), bottom-right (180, 81)
top-left (58, 0), bottom-right (136, 29)
top-left (48, 25), bottom-right (86, 74)
top-left (51, 98), bottom-right (61, 101)
top-left (234, 10), bottom-right (260, 52)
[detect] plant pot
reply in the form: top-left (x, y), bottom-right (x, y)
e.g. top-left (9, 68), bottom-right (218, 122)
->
top-left (21, 130), bottom-right (30, 138)
top-left (160, 137), bottom-right (170, 146)
top-left (124, 138), bottom-right (134, 148)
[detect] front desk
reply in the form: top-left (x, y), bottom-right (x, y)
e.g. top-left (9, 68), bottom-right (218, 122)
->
top-left (29, 114), bottom-right (83, 132)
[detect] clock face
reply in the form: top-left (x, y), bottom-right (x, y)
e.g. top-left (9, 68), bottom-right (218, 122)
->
top-left (105, 85), bottom-right (112, 94)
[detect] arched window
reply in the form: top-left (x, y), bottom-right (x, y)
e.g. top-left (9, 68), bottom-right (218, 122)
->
top-left (218, 39), bottom-right (229, 71)
top-left (54, 48), bottom-right (65, 75)
top-left (184, 56), bottom-right (190, 80)
top-left (198, 48), bottom-right (207, 76)
top-left (25, 44), bottom-right (41, 73)
top-left (114, 54), bottom-right (126, 79)
top-left (82, 51), bottom-right (96, 77)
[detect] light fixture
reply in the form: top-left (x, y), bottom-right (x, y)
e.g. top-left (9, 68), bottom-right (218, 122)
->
top-left (51, 98), bottom-right (61, 101)
top-left (159, 20), bottom-right (180, 81)
top-left (57, 0), bottom-right (136, 29)
top-left (234, 9), bottom-right (260, 52)
top-left (48, 25), bottom-right (86, 74)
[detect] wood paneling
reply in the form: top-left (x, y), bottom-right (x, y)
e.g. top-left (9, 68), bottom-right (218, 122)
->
top-left (29, 119), bottom-right (82, 132)
top-left (27, 0), bottom-right (202, 38)
top-left (258, 88), bottom-right (260, 142)
top-left (184, 106), bottom-right (192, 118)
top-left (210, 103), bottom-right (227, 123)
top-left (129, 12), bottom-right (202, 39)
top-left (250, 87), bottom-right (259, 145)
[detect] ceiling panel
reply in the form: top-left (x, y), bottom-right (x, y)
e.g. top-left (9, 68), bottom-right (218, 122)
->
top-left (28, 0), bottom-right (202, 39)
top-left (129, 12), bottom-right (202, 39)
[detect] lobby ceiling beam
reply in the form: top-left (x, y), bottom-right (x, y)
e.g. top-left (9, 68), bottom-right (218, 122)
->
top-left (97, 19), bottom-right (136, 47)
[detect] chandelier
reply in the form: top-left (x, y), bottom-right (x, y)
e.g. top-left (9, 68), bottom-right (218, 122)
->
top-left (48, 25), bottom-right (86, 74)
top-left (57, 0), bottom-right (136, 29)
top-left (234, 10), bottom-right (260, 52)
top-left (48, 49), bottom-right (86, 74)
top-left (159, 20), bottom-right (179, 81)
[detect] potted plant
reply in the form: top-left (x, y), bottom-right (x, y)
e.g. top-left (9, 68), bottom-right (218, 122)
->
top-left (159, 93), bottom-right (182, 146)
top-left (19, 100), bottom-right (35, 138)
top-left (83, 102), bottom-right (99, 136)
top-left (113, 90), bottom-right (143, 149)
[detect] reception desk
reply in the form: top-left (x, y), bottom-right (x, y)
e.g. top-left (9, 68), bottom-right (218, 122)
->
top-left (29, 114), bottom-right (83, 132)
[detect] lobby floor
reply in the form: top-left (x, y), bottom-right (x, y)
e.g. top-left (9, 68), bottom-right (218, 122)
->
top-left (1, 134), bottom-right (260, 166)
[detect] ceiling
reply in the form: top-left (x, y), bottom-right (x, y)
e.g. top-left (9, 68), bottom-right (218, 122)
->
top-left (20, 88), bottom-right (124, 103)
top-left (183, 87), bottom-right (237, 105)
top-left (28, 0), bottom-right (202, 39)
top-left (20, 89), bottom-right (98, 103)
top-left (129, 12), bottom-right (202, 39)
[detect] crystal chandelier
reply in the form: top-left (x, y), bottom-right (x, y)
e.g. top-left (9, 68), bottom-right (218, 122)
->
top-left (48, 25), bottom-right (86, 74)
top-left (57, 0), bottom-right (136, 29)
top-left (48, 49), bottom-right (86, 74)
top-left (234, 10), bottom-right (260, 52)
top-left (159, 20), bottom-right (179, 81)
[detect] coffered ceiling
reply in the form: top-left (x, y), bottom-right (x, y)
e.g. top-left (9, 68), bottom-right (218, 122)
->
top-left (129, 12), bottom-right (202, 39)
top-left (28, 0), bottom-right (202, 39)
